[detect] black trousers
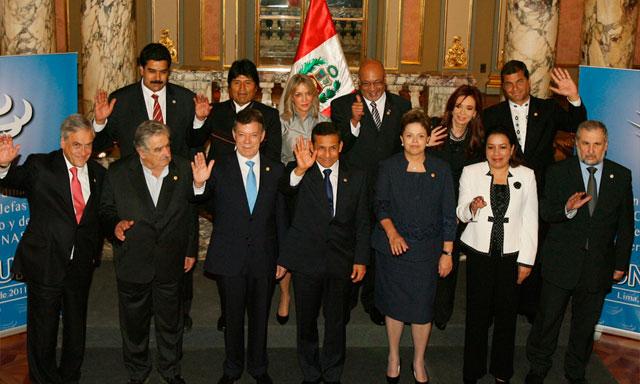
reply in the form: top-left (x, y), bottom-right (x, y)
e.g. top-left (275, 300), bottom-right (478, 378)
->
top-left (463, 251), bottom-right (519, 381)
top-left (526, 277), bottom-right (606, 381)
top-left (26, 272), bottom-right (92, 384)
top-left (292, 272), bottom-right (351, 383)
top-left (220, 275), bottom-right (274, 378)
top-left (117, 278), bottom-right (184, 381)
top-left (182, 268), bottom-right (194, 319)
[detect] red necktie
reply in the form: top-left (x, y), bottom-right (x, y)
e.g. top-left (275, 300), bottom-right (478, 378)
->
top-left (70, 167), bottom-right (85, 224)
top-left (152, 94), bottom-right (164, 123)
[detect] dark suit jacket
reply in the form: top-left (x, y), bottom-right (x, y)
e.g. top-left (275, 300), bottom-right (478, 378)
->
top-left (1, 150), bottom-right (105, 286)
top-left (540, 157), bottom-right (633, 291)
top-left (188, 100), bottom-right (282, 163)
top-left (279, 161), bottom-right (370, 279)
top-left (94, 82), bottom-right (198, 158)
top-left (482, 96), bottom-right (587, 189)
top-left (99, 154), bottom-right (198, 284)
top-left (199, 152), bottom-right (286, 277)
top-left (331, 91), bottom-right (411, 175)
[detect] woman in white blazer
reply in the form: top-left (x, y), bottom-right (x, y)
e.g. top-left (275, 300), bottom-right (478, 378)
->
top-left (457, 128), bottom-right (538, 384)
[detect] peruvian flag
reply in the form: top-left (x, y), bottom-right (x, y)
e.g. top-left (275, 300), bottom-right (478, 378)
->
top-left (289, 0), bottom-right (355, 116)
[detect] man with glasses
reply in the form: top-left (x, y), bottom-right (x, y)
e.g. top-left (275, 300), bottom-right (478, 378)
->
top-left (330, 59), bottom-right (411, 326)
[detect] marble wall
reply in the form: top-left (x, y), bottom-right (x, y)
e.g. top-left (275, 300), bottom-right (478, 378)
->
top-left (504, 0), bottom-right (560, 98)
top-left (81, 0), bottom-right (136, 115)
top-left (581, 0), bottom-right (639, 68)
top-left (1, 0), bottom-right (56, 54)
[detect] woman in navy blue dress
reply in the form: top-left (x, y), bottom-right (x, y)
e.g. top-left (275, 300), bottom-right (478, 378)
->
top-left (372, 108), bottom-right (457, 383)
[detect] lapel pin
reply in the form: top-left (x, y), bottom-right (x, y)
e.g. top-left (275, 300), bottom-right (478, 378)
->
top-left (533, 112), bottom-right (538, 117)
top-left (386, 109), bottom-right (391, 116)
top-left (265, 166), bottom-right (270, 172)
top-left (430, 172), bottom-right (436, 178)
top-left (609, 174), bottom-right (614, 179)
top-left (92, 178), bottom-right (96, 183)
top-left (343, 178), bottom-right (348, 183)
top-left (172, 99), bottom-right (176, 104)
top-left (173, 175), bottom-right (178, 181)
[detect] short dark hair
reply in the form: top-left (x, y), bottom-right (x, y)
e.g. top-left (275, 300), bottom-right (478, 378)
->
top-left (501, 60), bottom-right (529, 81)
top-left (400, 108), bottom-right (431, 136)
top-left (228, 59), bottom-right (260, 87)
top-left (134, 120), bottom-right (170, 150)
top-left (485, 126), bottom-right (524, 167)
top-left (139, 43), bottom-right (172, 68)
top-left (576, 120), bottom-right (608, 140)
top-left (311, 122), bottom-right (341, 143)
top-left (233, 108), bottom-right (264, 131)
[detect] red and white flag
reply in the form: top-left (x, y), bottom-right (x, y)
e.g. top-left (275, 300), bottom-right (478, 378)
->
top-left (288, 0), bottom-right (355, 116)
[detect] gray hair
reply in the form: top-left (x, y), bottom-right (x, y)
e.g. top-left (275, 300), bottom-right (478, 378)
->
top-left (576, 120), bottom-right (608, 141)
top-left (60, 114), bottom-right (93, 139)
top-left (134, 120), bottom-right (170, 150)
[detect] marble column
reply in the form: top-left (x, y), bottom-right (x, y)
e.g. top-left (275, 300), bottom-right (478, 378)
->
top-left (1, 0), bottom-right (56, 54)
top-left (581, 0), bottom-right (639, 68)
top-left (81, 0), bottom-right (136, 115)
top-left (504, 0), bottom-right (560, 98)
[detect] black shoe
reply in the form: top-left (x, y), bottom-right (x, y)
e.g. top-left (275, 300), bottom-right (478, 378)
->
top-left (386, 359), bottom-right (401, 383)
top-left (184, 315), bottom-right (193, 331)
top-left (412, 363), bottom-right (429, 384)
top-left (217, 315), bottom-right (226, 332)
top-left (255, 373), bottom-right (273, 384)
top-left (368, 307), bottom-right (385, 326)
top-left (217, 374), bottom-right (236, 384)
top-left (524, 372), bottom-right (544, 384)
top-left (276, 313), bottom-right (289, 325)
top-left (434, 320), bottom-right (447, 330)
top-left (163, 375), bottom-right (186, 384)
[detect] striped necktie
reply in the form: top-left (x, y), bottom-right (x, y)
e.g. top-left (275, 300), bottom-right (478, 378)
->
top-left (151, 94), bottom-right (164, 123)
top-left (371, 101), bottom-right (381, 129)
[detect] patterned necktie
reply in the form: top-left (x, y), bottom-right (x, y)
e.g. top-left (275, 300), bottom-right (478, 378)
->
top-left (587, 166), bottom-right (597, 216)
top-left (323, 168), bottom-right (334, 217)
top-left (151, 94), bottom-right (164, 123)
top-left (370, 101), bottom-right (381, 129)
top-left (246, 160), bottom-right (257, 213)
top-left (70, 167), bottom-right (85, 224)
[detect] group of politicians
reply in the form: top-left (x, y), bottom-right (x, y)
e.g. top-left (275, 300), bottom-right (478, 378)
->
top-left (0, 43), bottom-right (633, 384)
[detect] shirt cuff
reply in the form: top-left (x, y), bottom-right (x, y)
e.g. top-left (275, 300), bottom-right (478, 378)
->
top-left (567, 97), bottom-right (582, 107)
top-left (93, 119), bottom-right (107, 132)
top-left (193, 183), bottom-right (205, 195)
top-left (565, 206), bottom-right (577, 219)
top-left (289, 170), bottom-right (303, 187)
top-left (193, 116), bottom-right (205, 129)
top-left (350, 121), bottom-right (361, 137)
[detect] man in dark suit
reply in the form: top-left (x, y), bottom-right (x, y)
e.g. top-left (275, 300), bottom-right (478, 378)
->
top-left (99, 121), bottom-right (198, 384)
top-left (94, 43), bottom-right (208, 331)
top-left (0, 115), bottom-right (105, 384)
top-left (525, 121), bottom-right (633, 384)
top-left (330, 59), bottom-right (410, 325)
top-left (278, 122), bottom-right (370, 384)
top-left (192, 108), bottom-right (285, 384)
top-left (189, 59), bottom-right (281, 163)
top-left (482, 60), bottom-right (588, 323)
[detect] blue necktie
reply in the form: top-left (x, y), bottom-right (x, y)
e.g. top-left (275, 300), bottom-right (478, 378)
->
top-left (323, 168), bottom-right (334, 217)
top-left (246, 160), bottom-right (257, 213)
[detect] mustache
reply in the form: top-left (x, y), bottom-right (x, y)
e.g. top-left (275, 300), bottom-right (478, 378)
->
top-left (151, 80), bottom-right (164, 84)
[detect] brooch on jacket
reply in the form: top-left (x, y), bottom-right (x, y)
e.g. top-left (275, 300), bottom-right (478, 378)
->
top-left (513, 181), bottom-right (521, 189)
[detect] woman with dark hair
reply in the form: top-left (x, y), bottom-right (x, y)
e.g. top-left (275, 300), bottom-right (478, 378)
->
top-left (457, 128), bottom-right (538, 384)
top-left (429, 84), bottom-right (486, 330)
top-left (276, 73), bottom-right (330, 324)
top-left (373, 108), bottom-right (457, 384)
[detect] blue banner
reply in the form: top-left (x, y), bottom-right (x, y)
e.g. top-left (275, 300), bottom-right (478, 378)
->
top-left (0, 53), bottom-right (78, 335)
top-left (579, 66), bottom-right (640, 339)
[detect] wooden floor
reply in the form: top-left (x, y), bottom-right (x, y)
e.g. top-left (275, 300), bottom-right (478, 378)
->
top-left (0, 332), bottom-right (637, 383)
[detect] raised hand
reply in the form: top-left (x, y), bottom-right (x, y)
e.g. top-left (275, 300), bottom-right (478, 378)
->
top-left (194, 94), bottom-right (212, 121)
top-left (351, 94), bottom-right (365, 126)
top-left (427, 125), bottom-right (448, 147)
top-left (565, 191), bottom-right (592, 211)
top-left (94, 90), bottom-right (116, 124)
top-left (549, 68), bottom-right (579, 101)
top-left (191, 152), bottom-right (214, 187)
top-left (0, 135), bottom-right (21, 167)
top-left (114, 220), bottom-right (135, 241)
top-left (293, 136), bottom-right (316, 175)
top-left (470, 196), bottom-right (487, 216)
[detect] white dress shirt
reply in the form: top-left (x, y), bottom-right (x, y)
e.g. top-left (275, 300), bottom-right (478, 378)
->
top-left (350, 93), bottom-right (387, 137)
top-left (237, 151), bottom-right (261, 193)
top-left (290, 160), bottom-right (339, 216)
top-left (140, 160), bottom-right (169, 206)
